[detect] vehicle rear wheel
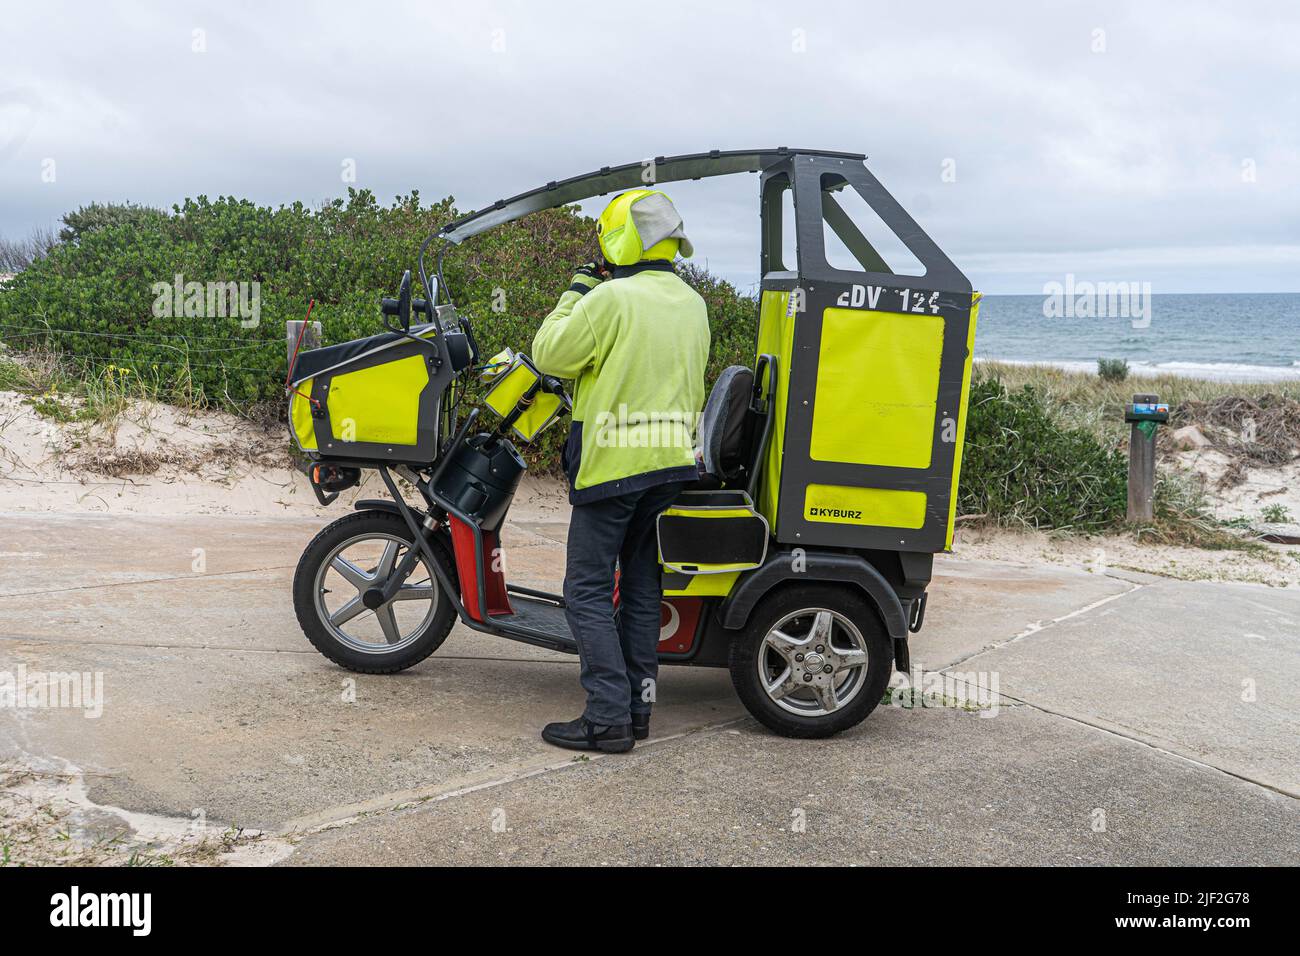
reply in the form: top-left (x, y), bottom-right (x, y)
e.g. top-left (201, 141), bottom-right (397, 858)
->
top-left (728, 584), bottom-right (893, 738)
top-left (293, 511), bottom-right (457, 674)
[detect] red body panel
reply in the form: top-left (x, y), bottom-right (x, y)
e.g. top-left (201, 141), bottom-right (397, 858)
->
top-left (658, 597), bottom-right (702, 655)
top-left (448, 517), bottom-right (513, 621)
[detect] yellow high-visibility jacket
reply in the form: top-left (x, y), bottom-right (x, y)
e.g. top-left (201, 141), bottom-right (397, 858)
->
top-left (533, 261), bottom-right (709, 504)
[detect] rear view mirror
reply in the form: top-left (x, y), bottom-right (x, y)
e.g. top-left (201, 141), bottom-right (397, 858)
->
top-left (379, 270), bottom-right (414, 331)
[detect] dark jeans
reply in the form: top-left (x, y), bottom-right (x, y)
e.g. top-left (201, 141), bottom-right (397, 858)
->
top-left (563, 482), bottom-right (684, 726)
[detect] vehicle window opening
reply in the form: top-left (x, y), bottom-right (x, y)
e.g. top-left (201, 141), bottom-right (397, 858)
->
top-left (820, 173), bottom-right (925, 277)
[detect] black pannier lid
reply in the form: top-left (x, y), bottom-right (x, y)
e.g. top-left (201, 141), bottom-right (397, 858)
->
top-left (291, 323), bottom-right (437, 383)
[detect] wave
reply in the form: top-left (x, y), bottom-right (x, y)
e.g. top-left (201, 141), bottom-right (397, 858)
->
top-left (977, 357), bottom-right (1300, 383)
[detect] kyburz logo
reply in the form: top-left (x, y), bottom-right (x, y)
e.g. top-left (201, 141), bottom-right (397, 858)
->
top-left (49, 886), bottom-right (151, 936)
top-left (808, 506), bottom-right (863, 520)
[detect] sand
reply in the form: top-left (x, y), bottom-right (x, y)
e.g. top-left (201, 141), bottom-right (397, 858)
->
top-left (951, 524), bottom-right (1298, 588)
top-left (1173, 446), bottom-right (1300, 523)
top-left (0, 389), bottom-right (570, 521)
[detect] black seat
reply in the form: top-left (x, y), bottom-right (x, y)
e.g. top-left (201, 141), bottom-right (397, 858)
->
top-left (661, 358), bottom-right (778, 576)
top-left (695, 355), bottom-right (776, 493)
top-left (698, 366), bottom-right (756, 484)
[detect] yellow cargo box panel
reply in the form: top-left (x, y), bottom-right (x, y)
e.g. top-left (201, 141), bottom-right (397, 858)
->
top-left (811, 309), bottom-right (944, 470)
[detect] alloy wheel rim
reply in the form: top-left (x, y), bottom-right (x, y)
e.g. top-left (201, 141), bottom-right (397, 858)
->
top-left (758, 607), bottom-right (869, 717)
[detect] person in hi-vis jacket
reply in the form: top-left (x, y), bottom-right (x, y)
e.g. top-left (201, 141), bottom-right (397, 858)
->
top-left (532, 189), bottom-right (709, 752)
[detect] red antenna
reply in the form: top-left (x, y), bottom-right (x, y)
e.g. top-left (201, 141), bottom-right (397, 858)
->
top-left (285, 298), bottom-right (319, 407)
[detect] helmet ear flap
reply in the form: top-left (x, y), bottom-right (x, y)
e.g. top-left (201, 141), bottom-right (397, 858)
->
top-left (598, 224), bottom-right (637, 266)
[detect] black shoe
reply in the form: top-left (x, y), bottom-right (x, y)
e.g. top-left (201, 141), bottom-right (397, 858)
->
top-left (631, 712), bottom-right (650, 741)
top-left (541, 716), bottom-right (635, 753)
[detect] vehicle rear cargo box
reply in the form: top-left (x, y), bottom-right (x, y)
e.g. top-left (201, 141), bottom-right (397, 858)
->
top-left (751, 154), bottom-right (980, 554)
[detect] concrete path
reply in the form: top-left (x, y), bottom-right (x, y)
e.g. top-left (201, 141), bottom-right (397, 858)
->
top-left (1, 512), bottom-right (1296, 865)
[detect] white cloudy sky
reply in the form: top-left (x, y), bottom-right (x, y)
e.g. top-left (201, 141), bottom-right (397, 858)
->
top-left (1, 0), bottom-right (1297, 293)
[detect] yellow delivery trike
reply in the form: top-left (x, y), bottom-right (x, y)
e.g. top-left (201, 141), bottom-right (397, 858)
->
top-left (287, 148), bottom-right (979, 738)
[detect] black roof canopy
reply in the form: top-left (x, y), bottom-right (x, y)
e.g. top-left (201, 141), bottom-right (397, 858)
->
top-left (438, 147), bottom-right (867, 243)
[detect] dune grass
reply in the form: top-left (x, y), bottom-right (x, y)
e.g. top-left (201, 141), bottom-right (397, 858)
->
top-left (977, 360), bottom-right (1300, 448)
top-left (968, 363), bottom-right (1300, 549)
top-left (0, 345), bottom-right (203, 433)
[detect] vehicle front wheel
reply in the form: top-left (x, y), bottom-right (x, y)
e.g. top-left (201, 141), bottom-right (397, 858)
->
top-left (292, 510), bottom-right (457, 674)
top-left (728, 584), bottom-right (893, 738)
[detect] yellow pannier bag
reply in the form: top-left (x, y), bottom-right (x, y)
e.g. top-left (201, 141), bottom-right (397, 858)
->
top-left (287, 324), bottom-right (445, 463)
top-left (481, 351), bottom-right (565, 443)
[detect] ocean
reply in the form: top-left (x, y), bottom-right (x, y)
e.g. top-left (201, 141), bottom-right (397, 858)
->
top-left (974, 293), bottom-right (1300, 382)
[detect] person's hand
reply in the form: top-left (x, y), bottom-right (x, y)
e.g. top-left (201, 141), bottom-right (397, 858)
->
top-left (569, 261), bottom-right (606, 295)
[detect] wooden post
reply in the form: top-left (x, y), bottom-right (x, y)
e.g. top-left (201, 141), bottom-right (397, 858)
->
top-left (286, 320), bottom-right (322, 367)
top-left (1127, 392), bottom-right (1157, 523)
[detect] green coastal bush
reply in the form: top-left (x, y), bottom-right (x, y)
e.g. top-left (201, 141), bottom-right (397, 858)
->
top-left (57, 202), bottom-right (169, 244)
top-left (0, 191), bottom-right (598, 414)
top-left (958, 376), bottom-right (1129, 531)
top-left (0, 191), bottom-right (763, 470)
top-left (1097, 357), bottom-right (1130, 382)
